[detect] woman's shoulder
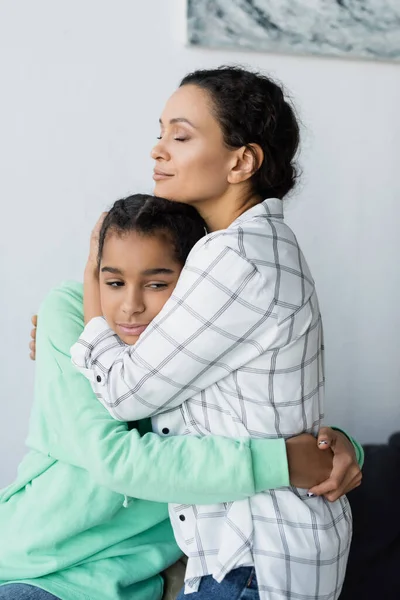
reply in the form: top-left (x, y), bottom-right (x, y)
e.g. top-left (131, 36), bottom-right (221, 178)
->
top-left (192, 217), bottom-right (300, 262)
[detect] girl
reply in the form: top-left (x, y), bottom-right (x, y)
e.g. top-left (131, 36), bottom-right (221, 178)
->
top-left (1, 194), bottom-right (356, 600)
top-left (73, 67), bottom-right (354, 600)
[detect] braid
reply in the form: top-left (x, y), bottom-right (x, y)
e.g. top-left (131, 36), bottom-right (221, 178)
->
top-left (98, 194), bottom-right (207, 268)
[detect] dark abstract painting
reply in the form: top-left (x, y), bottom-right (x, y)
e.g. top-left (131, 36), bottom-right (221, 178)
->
top-left (187, 0), bottom-right (400, 62)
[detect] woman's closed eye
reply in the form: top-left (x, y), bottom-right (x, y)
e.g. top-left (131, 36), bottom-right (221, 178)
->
top-left (156, 135), bottom-right (188, 142)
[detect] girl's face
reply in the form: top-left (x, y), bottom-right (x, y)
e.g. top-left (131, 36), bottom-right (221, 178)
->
top-left (151, 84), bottom-right (236, 207)
top-left (99, 230), bottom-right (182, 345)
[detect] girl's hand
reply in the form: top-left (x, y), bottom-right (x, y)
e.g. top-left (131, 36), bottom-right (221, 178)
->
top-left (308, 427), bottom-right (362, 501)
top-left (286, 427), bottom-right (362, 501)
top-left (286, 434), bottom-right (333, 490)
top-left (29, 314), bottom-right (37, 360)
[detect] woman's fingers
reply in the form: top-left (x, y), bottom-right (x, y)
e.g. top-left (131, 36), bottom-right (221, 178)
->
top-left (29, 315), bottom-right (38, 360)
top-left (88, 212), bottom-right (108, 267)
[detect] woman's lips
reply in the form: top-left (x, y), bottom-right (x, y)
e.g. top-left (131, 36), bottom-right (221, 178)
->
top-left (117, 324), bottom-right (148, 336)
top-left (153, 170), bottom-right (174, 181)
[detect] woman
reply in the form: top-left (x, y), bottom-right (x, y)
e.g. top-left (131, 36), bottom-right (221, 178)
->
top-left (72, 66), bottom-right (357, 599)
top-left (6, 66), bottom-right (361, 600)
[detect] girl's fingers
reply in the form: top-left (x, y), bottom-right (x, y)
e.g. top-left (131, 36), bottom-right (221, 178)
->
top-left (317, 426), bottom-right (334, 449)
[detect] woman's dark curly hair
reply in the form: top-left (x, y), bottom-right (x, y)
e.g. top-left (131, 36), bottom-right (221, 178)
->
top-left (180, 66), bottom-right (300, 200)
top-left (98, 194), bottom-right (207, 268)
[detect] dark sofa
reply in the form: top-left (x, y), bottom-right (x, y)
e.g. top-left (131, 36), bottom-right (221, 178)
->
top-left (340, 433), bottom-right (400, 599)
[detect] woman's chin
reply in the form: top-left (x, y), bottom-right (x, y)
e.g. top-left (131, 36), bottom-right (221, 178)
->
top-left (153, 181), bottom-right (179, 201)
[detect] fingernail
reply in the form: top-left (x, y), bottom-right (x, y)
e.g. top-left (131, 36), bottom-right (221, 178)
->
top-left (318, 440), bottom-right (328, 446)
top-left (307, 492), bottom-right (315, 498)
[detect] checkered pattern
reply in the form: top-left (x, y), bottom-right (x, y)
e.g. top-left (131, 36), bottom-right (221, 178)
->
top-left (71, 199), bottom-right (352, 599)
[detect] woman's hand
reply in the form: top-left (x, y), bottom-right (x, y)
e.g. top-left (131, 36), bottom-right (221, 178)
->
top-left (28, 213), bottom-right (108, 359)
top-left (86, 212), bottom-right (108, 272)
top-left (286, 428), bottom-right (362, 501)
top-left (84, 212), bottom-right (108, 324)
top-left (29, 314), bottom-right (37, 360)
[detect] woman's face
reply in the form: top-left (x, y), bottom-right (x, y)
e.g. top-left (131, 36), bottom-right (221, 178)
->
top-left (151, 84), bottom-right (236, 206)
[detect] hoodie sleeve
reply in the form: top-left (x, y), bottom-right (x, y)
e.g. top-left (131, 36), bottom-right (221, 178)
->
top-left (36, 282), bottom-right (362, 504)
top-left (34, 281), bottom-right (289, 504)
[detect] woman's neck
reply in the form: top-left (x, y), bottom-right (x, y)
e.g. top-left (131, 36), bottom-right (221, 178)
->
top-left (198, 191), bottom-right (262, 232)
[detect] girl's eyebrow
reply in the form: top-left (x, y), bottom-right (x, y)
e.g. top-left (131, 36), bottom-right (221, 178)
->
top-left (159, 117), bottom-right (197, 128)
top-left (101, 266), bottom-right (123, 275)
top-left (141, 268), bottom-right (175, 276)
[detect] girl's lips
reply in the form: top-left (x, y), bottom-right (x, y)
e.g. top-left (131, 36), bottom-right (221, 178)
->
top-left (117, 324), bottom-right (148, 336)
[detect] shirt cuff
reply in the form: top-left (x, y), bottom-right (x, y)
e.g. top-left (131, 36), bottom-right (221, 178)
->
top-left (71, 316), bottom-right (117, 370)
top-left (251, 437), bottom-right (289, 492)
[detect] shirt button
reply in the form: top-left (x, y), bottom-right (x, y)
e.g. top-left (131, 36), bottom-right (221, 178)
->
top-left (96, 375), bottom-right (102, 383)
top-left (162, 428), bottom-right (170, 435)
top-left (179, 515), bottom-right (185, 522)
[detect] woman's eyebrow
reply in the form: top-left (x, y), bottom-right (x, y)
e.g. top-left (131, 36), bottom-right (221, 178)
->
top-left (159, 117), bottom-right (197, 128)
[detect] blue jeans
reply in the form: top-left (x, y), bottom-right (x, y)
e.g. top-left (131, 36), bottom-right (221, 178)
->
top-left (176, 567), bottom-right (259, 600)
top-left (0, 585), bottom-right (59, 599)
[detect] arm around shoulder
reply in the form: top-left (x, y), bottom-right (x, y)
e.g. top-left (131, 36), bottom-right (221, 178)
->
top-left (35, 281), bottom-right (290, 503)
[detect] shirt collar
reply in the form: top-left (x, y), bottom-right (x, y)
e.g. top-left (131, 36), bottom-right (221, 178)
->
top-left (229, 198), bottom-right (284, 228)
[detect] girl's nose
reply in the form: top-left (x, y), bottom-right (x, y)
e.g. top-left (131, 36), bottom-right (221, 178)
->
top-left (121, 291), bottom-right (145, 316)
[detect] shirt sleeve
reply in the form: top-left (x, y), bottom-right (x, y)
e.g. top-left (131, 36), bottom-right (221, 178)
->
top-left (71, 237), bottom-right (281, 421)
top-left (36, 281), bottom-right (290, 504)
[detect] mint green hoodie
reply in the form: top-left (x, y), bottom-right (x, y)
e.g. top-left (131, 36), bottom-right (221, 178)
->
top-left (0, 282), bottom-right (363, 600)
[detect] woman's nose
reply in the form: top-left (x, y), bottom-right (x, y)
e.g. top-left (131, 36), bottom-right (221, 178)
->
top-left (150, 138), bottom-right (169, 161)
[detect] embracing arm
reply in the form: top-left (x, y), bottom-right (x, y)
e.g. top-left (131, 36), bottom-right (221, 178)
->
top-left (71, 237), bottom-right (303, 421)
top-left (35, 281), bottom-right (362, 503)
top-left (41, 278), bottom-right (364, 501)
top-left (35, 281), bottom-right (290, 504)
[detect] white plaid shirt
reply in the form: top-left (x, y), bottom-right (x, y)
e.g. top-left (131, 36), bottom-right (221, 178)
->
top-left (72, 199), bottom-right (352, 599)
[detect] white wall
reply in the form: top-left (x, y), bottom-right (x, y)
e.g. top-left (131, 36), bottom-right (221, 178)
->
top-left (1, 0), bottom-right (399, 487)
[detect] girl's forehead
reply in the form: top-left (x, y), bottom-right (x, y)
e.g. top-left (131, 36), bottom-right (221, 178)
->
top-left (102, 230), bottom-right (179, 268)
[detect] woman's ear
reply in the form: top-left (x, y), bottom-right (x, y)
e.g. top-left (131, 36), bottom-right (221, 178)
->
top-left (228, 144), bottom-right (264, 185)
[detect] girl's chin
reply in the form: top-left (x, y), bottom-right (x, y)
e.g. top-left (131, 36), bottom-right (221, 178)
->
top-left (119, 334), bottom-right (139, 346)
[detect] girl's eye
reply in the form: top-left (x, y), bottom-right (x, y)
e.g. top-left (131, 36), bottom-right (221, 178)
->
top-left (156, 135), bottom-right (162, 140)
top-left (106, 281), bottom-right (124, 288)
top-left (147, 283), bottom-right (168, 290)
